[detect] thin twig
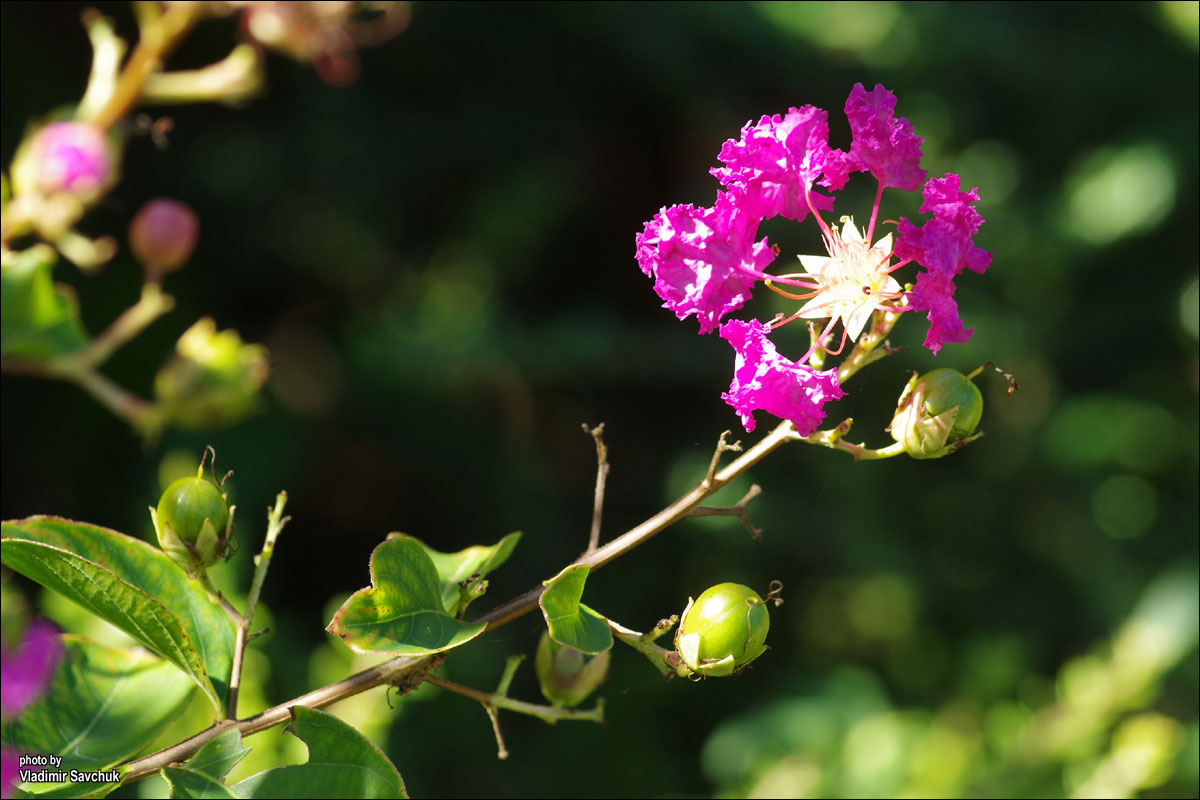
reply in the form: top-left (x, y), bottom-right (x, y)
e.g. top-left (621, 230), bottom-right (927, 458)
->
top-left (609, 618), bottom-right (688, 679)
top-left (87, 2), bottom-right (203, 130)
top-left (800, 420), bottom-right (906, 461)
top-left (423, 674), bottom-right (604, 727)
top-left (703, 430), bottom-right (742, 488)
top-left (689, 484), bottom-right (764, 541)
top-left (227, 493), bottom-right (290, 719)
top-left (66, 284), bottom-right (174, 370)
top-left (581, 423), bottom-right (609, 553)
top-left (477, 420), bottom-right (799, 631)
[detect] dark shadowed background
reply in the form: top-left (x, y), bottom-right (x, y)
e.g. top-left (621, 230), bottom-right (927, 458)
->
top-left (3, 2), bottom-right (1197, 797)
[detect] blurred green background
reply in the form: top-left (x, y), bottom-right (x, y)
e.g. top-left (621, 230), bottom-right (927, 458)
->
top-left (2, 2), bottom-right (1197, 797)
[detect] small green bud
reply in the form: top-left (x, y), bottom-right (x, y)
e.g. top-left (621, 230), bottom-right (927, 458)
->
top-left (151, 454), bottom-right (233, 576)
top-left (888, 368), bottom-right (984, 459)
top-left (674, 583), bottom-right (770, 677)
top-left (535, 631), bottom-right (610, 708)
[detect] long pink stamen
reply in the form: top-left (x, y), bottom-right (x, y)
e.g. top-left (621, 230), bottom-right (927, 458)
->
top-left (803, 183), bottom-right (832, 239)
top-left (866, 179), bottom-right (885, 242)
top-left (797, 316), bottom-right (842, 364)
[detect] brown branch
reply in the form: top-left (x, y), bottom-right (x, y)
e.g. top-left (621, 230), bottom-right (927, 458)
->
top-left (581, 423), bottom-right (610, 553)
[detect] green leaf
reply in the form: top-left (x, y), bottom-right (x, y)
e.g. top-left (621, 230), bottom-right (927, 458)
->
top-left (540, 565), bottom-right (613, 654)
top-left (3, 637), bottom-right (193, 798)
top-left (327, 538), bottom-right (485, 655)
top-left (232, 707), bottom-right (406, 799)
top-left (0, 246), bottom-right (88, 359)
top-left (185, 728), bottom-right (250, 781)
top-left (1, 516), bottom-right (236, 712)
top-left (162, 767), bottom-right (239, 799)
top-left (397, 531), bottom-right (521, 615)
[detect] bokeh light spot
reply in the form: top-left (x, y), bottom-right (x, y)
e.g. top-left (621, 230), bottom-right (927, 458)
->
top-left (1064, 144), bottom-right (1176, 245)
top-left (1092, 474), bottom-right (1157, 540)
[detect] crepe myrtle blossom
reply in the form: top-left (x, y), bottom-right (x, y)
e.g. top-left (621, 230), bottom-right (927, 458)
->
top-left (635, 83), bottom-right (991, 430)
top-left (2, 620), bottom-right (63, 799)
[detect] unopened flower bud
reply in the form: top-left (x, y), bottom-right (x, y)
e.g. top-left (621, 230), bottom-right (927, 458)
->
top-left (887, 368), bottom-right (984, 459)
top-left (674, 583), bottom-right (770, 677)
top-left (129, 199), bottom-right (200, 275)
top-left (15, 121), bottom-right (113, 198)
top-left (154, 318), bottom-right (269, 430)
top-left (151, 461), bottom-right (233, 576)
top-left (535, 631), bottom-right (610, 708)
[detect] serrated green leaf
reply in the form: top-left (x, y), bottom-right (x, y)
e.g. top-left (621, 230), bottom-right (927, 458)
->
top-left (162, 767), bottom-right (240, 799)
top-left (396, 531), bottom-right (520, 615)
top-left (326, 538), bottom-right (485, 655)
top-left (186, 728), bottom-right (249, 781)
top-left (232, 707), bottom-right (406, 799)
top-left (540, 565), bottom-right (612, 654)
top-left (1, 517), bottom-right (235, 712)
top-left (4, 637), bottom-right (193, 798)
top-left (0, 246), bottom-right (88, 359)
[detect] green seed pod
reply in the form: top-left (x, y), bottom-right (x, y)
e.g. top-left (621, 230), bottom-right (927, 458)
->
top-left (535, 631), bottom-right (610, 708)
top-left (674, 583), bottom-right (770, 677)
top-left (151, 458), bottom-right (233, 576)
top-left (888, 368), bottom-right (984, 459)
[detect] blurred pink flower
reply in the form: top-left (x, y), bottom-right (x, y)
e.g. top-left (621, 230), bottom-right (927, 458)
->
top-left (2, 620), bottom-right (62, 800)
top-left (1, 620), bottom-right (61, 717)
top-left (29, 122), bottom-right (110, 195)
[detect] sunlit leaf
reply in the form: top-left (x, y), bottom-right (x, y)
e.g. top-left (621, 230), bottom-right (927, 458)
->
top-left (394, 531), bottom-right (521, 615)
top-left (326, 538), bottom-right (485, 655)
top-left (1, 516), bottom-right (235, 711)
top-left (540, 565), bottom-right (612, 654)
top-left (4, 637), bottom-right (193, 798)
top-left (186, 728), bottom-right (250, 781)
top-left (232, 707), bottom-right (406, 799)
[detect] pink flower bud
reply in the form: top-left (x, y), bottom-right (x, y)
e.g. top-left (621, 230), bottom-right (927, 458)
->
top-left (129, 198), bottom-right (200, 274)
top-left (30, 122), bottom-right (110, 195)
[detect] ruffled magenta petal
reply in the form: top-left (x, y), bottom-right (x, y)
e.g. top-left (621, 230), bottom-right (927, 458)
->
top-left (719, 319), bottom-right (844, 434)
top-left (711, 106), bottom-right (835, 222)
top-left (635, 194), bottom-right (776, 334)
top-left (843, 83), bottom-right (925, 192)
top-left (894, 174), bottom-right (991, 353)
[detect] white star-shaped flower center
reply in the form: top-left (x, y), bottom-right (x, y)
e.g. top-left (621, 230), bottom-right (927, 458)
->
top-left (794, 216), bottom-right (903, 343)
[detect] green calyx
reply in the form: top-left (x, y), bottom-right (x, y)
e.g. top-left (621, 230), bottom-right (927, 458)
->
top-left (674, 583), bottom-right (770, 677)
top-left (888, 368), bottom-right (984, 459)
top-left (151, 466), bottom-right (233, 576)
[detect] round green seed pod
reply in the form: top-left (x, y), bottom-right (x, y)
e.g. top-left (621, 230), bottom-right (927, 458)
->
top-left (674, 583), bottom-right (769, 677)
top-left (153, 475), bottom-right (231, 575)
top-left (889, 368), bottom-right (984, 459)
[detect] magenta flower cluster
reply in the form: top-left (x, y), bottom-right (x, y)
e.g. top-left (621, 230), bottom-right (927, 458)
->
top-left (635, 83), bottom-right (991, 434)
